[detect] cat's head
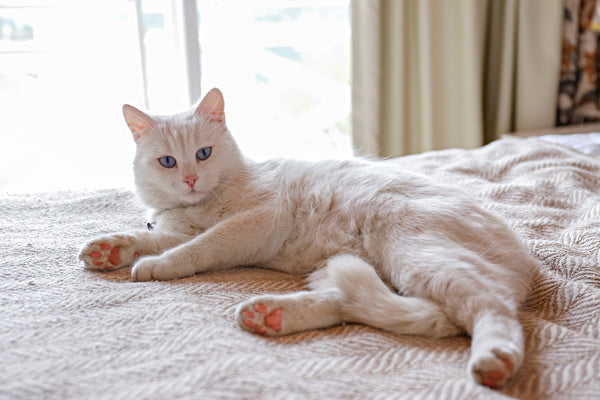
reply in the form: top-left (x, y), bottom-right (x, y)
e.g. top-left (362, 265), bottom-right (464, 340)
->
top-left (123, 88), bottom-right (244, 210)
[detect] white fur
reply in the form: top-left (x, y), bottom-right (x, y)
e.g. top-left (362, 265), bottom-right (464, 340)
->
top-left (321, 254), bottom-right (462, 337)
top-left (80, 89), bottom-right (537, 388)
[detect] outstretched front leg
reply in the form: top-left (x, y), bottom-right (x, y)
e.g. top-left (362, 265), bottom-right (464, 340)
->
top-left (131, 208), bottom-right (280, 281)
top-left (79, 230), bottom-right (191, 271)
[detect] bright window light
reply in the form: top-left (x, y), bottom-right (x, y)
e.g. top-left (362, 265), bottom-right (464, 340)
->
top-left (197, 0), bottom-right (352, 161)
top-left (0, 0), bottom-right (351, 193)
top-left (0, 1), bottom-right (144, 193)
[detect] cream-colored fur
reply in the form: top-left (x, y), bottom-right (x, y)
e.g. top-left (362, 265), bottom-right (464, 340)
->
top-left (80, 89), bottom-right (537, 389)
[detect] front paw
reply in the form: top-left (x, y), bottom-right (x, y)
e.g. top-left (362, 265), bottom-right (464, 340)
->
top-left (79, 234), bottom-right (140, 271)
top-left (131, 255), bottom-right (179, 282)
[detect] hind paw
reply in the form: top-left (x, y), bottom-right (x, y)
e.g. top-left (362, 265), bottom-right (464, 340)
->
top-left (470, 347), bottom-right (519, 389)
top-left (237, 301), bottom-right (283, 336)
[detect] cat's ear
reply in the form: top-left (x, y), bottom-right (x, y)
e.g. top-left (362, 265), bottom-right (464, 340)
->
top-left (122, 104), bottom-right (156, 142)
top-left (195, 88), bottom-right (225, 124)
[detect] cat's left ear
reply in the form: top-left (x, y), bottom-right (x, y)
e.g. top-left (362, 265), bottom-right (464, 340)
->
top-left (195, 88), bottom-right (225, 125)
top-left (123, 104), bottom-right (156, 142)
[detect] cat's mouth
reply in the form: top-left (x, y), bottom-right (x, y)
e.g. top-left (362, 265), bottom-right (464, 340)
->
top-left (186, 187), bottom-right (202, 195)
top-left (184, 187), bottom-right (209, 200)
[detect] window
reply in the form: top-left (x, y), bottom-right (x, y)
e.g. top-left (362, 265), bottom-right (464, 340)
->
top-left (0, 1), bottom-right (144, 192)
top-left (197, 0), bottom-right (351, 161)
top-left (0, 0), bottom-right (351, 193)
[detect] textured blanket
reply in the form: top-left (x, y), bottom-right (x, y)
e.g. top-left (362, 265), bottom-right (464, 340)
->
top-left (1, 138), bottom-right (599, 399)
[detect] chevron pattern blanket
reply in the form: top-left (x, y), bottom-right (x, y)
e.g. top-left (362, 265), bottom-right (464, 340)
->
top-left (1, 138), bottom-right (599, 399)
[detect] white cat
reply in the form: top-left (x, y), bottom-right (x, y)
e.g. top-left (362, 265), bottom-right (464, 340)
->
top-left (80, 88), bottom-right (536, 389)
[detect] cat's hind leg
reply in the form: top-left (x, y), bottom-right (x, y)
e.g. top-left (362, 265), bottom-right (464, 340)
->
top-left (236, 254), bottom-right (463, 338)
top-left (414, 258), bottom-right (531, 388)
top-left (467, 311), bottom-right (524, 388)
top-left (236, 289), bottom-right (343, 336)
top-left (328, 254), bottom-right (524, 387)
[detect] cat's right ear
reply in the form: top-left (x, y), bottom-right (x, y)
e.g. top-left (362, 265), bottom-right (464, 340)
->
top-left (122, 104), bottom-right (156, 142)
top-left (195, 88), bottom-right (225, 124)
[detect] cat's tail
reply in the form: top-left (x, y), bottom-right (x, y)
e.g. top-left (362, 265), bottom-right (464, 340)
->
top-left (325, 254), bottom-right (462, 338)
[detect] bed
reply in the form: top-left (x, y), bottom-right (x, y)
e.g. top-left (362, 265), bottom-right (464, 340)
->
top-left (1, 136), bottom-right (599, 399)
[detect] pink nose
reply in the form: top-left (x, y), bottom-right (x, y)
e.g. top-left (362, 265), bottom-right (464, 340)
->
top-left (183, 175), bottom-right (197, 188)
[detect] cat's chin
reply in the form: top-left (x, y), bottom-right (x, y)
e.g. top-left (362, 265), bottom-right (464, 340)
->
top-left (138, 187), bottom-right (211, 210)
top-left (181, 188), bottom-right (210, 203)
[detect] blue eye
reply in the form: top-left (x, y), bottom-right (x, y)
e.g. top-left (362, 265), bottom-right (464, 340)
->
top-left (196, 147), bottom-right (212, 161)
top-left (158, 156), bottom-right (176, 168)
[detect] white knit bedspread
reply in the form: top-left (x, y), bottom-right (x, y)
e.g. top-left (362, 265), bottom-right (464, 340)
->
top-left (1, 138), bottom-right (599, 399)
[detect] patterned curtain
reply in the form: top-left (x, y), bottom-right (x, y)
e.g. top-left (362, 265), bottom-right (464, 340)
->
top-left (557, 0), bottom-right (600, 125)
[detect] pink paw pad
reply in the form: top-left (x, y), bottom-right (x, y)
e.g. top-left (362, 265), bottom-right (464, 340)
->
top-left (108, 246), bottom-right (121, 265)
top-left (501, 357), bottom-right (514, 375)
top-left (480, 356), bottom-right (514, 389)
top-left (87, 243), bottom-right (122, 270)
top-left (265, 308), bottom-right (283, 331)
top-left (240, 303), bottom-right (283, 335)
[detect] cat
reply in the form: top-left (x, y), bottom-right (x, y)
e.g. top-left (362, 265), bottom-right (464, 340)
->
top-left (79, 88), bottom-right (536, 389)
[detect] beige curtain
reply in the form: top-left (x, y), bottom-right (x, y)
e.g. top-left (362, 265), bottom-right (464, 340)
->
top-left (352, 0), bottom-right (564, 157)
